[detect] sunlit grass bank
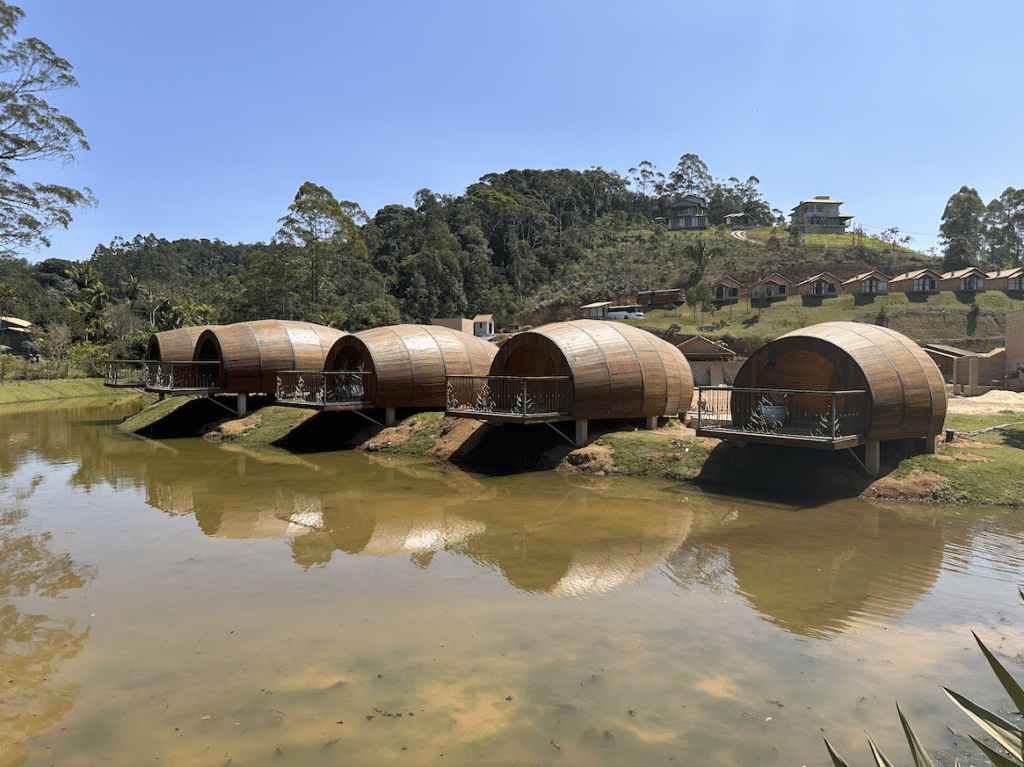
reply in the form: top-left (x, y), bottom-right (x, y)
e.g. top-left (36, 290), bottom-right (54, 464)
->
top-left (0, 378), bottom-right (148, 414)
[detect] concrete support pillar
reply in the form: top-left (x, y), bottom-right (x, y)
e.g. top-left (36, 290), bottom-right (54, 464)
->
top-left (864, 440), bottom-right (880, 478)
top-left (968, 356), bottom-right (980, 396)
top-left (923, 433), bottom-right (938, 454)
top-left (237, 393), bottom-right (247, 417)
top-left (575, 419), bottom-right (588, 446)
top-left (385, 407), bottom-right (396, 427)
top-left (645, 415), bottom-right (658, 430)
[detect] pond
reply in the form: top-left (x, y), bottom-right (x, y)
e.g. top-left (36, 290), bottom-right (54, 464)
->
top-left (2, 401), bottom-right (1023, 766)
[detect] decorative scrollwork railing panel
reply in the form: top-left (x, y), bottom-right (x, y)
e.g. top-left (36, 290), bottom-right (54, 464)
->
top-left (696, 387), bottom-right (868, 443)
top-left (276, 371), bottom-right (374, 407)
top-left (446, 375), bottom-right (571, 418)
top-left (145, 361), bottom-right (220, 391)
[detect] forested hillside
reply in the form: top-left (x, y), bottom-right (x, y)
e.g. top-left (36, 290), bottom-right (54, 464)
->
top-left (1, 156), bottom-right (1021, 365)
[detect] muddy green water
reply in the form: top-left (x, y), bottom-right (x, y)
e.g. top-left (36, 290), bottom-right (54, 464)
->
top-left (2, 402), bottom-right (1023, 766)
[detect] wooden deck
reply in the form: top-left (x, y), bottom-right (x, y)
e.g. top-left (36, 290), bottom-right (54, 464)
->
top-left (694, 386), bottom-right (869, 450)
top-left (445, 375), bottom-right (573, 423)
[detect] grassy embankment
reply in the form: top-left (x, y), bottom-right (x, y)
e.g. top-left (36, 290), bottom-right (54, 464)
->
top-left (632, 289), bottom-right (1019, 353)
top-left (892, 411), bottom-right (1024, 506)
top-left (0, 377), bottom-right (150, 414)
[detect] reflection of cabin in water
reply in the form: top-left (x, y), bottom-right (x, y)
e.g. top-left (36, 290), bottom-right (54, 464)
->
top-left (445, 319), bottom-right (694, 445)
top-left (695, 322), bottom-right (946, 476)
top-left (276, 324), bottom-right (497, 426)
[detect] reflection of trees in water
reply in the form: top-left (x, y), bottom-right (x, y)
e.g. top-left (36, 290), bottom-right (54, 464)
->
top-left (0, 517), bottom-right (96, 763)
top-left (0, 405), bottom-right (144, 487)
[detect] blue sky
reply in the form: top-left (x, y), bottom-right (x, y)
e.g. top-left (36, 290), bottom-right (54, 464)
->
top-left (14, 0), bottom-right (1024, 263)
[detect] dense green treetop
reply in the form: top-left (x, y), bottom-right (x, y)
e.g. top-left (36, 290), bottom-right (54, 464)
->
top-left (0, 1), bottom-right (95, 259)
top-left (940, 185), bottom-right (985, 270)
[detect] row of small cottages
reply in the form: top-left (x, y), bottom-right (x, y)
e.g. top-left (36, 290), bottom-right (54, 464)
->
top-left (710, 267), bottom-right (1024, 304)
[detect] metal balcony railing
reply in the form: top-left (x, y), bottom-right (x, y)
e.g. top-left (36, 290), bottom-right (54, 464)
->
top-left (696, 386), bottom-right (869, 444)
top-left (446, 375), bottom-right (572, 419)
top-left (104, 360), bottom-right (149, 387)
top-left (145, 361), bottom-right (221, 392)
top-left (276, 371), bottom-right (374, 407)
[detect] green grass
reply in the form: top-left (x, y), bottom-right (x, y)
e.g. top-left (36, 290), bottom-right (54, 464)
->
top-left (228, 405), bottom-right (311, 448)
top-left (372, 411), bottom-right (445, 456)
top-left (0, 378), bottom-right (148, 414)
top-left (742, 226), bottom-right (918, 253)
top-left (594, 423), bottom-right (712, 481)
top-left (118, 395), bottom-right (193, 432)
top-left (889, 410), bottom-right (1024, 506)
top-left (635, 289), bottom-right (1023, 348)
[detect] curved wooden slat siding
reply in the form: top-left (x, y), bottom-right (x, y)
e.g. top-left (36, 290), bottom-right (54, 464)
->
top-left (733, 321), bottom-right (946, 440)
top-left (492, 320), bottom-right (694, 420)
top-left (324, 324), bottom-right (497, 407)
top-left (193, 320), bottom-right (346, 394)
top-left (147, 326), bottom-right (217, 361)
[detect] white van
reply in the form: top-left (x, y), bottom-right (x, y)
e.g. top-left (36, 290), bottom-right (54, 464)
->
top-left (607, 305), bottom-right (644, 320)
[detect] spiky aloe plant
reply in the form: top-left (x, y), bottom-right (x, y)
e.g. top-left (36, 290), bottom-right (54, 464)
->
top-left (824, 588), bottom-right (1024, 767)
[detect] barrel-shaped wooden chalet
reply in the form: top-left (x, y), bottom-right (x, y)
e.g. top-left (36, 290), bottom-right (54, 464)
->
top-left (446, 320), bottom-right (694, 441)
top-left (193, 320), bottom-right (345, 394)
top-left (276, 324), bottom-right (497, 417)
top-left (695, 322), bottom-right (946, 467)
top-left (147, 326), bottom-right (217, 361)
top-left (105, 325), bottom-right (219, 388)
top-left (325, 324), bottom-right (497, 407)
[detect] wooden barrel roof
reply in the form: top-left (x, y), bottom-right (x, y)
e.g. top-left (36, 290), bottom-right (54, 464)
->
top-left (324, 324), bottom-right (497, 408)
top-left (193, 320), bottom-right (346, 394)
top-left (491, 320), bottom-right (694, 420)
top-left (147, 326), bottom-right (217, 361)
top-left (733, 321), bottom-right (946, 441)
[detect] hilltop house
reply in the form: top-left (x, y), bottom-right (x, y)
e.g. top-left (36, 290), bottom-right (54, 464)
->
top-left (789, 196), bottom-right (854, 234)
top-left (753, 273), bottom-right (792, 303)
top-left (939, 267), bottom-right (987, 293)
top-left (724, 212), bottom-right (758, 229)
top-left (796, 272), bottom-right (843, 299)
top-left (843, 270), bottom-right (890, 297)
top-left (711, 277), bottom-right (742, 305)
top-left (666, 195), bottom-right (710, 231)
top-left (987, 267), bottom-right (1024, 293)
top-left (890, 268), bottom-right (942, 295)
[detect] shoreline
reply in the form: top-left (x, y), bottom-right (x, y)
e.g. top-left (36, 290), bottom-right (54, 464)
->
top-left (3, 380), bottom-right (1021, 506)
